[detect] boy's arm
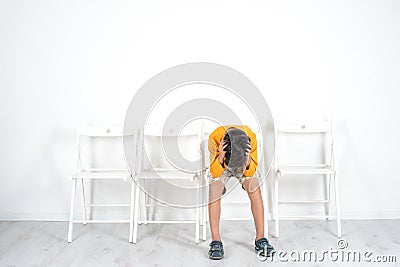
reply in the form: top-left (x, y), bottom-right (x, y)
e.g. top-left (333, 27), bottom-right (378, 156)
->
top-left (243, 135), bottom-right (258, 177)
top-left (208, 136), bottom-right (225, 178)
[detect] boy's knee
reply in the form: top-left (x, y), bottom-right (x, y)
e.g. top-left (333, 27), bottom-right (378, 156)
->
top-left (243, 177), bottom-right (260, 193)
top-left (209, 180), bottom-right (224, 201)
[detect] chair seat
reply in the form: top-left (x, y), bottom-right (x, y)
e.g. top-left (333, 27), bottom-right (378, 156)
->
top-left (70, 170), bottom-right (132, 180)
top-left (136, 169), bottom-right (197, 180)
top-left (277, 166), bottom-right (336, 176)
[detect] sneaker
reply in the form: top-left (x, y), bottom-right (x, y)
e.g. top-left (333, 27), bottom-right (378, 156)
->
top-left (255, 237), bottom-right (276, 257)
top-left (208, 240), bottom-right (224, 260)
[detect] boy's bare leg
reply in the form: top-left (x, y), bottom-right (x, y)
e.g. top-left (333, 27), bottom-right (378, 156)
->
top-left (208, 180), bottom-right (224, 241)
top-left (242, 178), bottom-right (265, 240)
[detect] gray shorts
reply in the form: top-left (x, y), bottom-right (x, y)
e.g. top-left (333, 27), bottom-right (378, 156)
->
top-left (209, 169), bottom-right (258, 195)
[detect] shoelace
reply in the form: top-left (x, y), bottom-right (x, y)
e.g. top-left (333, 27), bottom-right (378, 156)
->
top-left (210, 243), bottom-right (222, 251)
top-left (261, 241), bottom-right (272, 249)
top-left (257, 238), bottom-right (272, 249)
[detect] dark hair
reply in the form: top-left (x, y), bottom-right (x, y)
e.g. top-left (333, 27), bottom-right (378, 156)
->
top-left (223, 128), bottom-right (250, 169)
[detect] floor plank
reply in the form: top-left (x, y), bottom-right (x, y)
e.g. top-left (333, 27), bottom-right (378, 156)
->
top-left (0, 220), bottom-right (399, 266)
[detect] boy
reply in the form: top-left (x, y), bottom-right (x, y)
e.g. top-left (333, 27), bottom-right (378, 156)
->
top-left (207, 125), bottom-right (275, 260)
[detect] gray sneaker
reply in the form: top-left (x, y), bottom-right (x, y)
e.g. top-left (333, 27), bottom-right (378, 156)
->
top-left (208, 240), bottom-right (224, 260)
top-left (255, 237), bottom-right (276, 257)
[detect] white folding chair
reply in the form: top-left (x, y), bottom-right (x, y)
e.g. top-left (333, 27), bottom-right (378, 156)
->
top-left (200, 128), bottom-right (270, 241)
top-left (132, 124), bottom-right (204, 244)
top-left (67, 124), bottom-right (135, 242)
top-left (273, 119), bottom-right (341, 237)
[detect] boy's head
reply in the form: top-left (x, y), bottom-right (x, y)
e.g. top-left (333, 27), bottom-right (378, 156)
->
top-left (222, 127), bottom-right (251, 177)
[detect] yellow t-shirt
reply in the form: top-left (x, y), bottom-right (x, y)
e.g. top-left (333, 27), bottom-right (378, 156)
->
top-left (208, 125), bottom-right (258, 178)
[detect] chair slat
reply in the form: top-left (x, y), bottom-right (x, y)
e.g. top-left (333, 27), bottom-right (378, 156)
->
top-left (276, 120), bottom-right (331, 133)
top-left (80, 125), bottom-right (124, 137)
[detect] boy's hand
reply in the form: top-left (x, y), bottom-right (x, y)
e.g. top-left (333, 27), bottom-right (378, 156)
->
top-left (245, 140), bottom-right (251, 167)
top-left (218, 139), bottom-right (228, 165)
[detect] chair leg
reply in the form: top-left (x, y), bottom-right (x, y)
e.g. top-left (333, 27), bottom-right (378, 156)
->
top-left (195, 183), bottom-right (200, 244)
top-left (271, 178), bottom-right (276, 222)
top-left (202, 178), bottom-right (207, 241)
top-left (199, 177), bottom-right (203, 227)
top-left (326, 174), bottom-right (332, 220)
top-left (202, 205), bottom-right (207, 241)
top-left (334, 174), bottom-right (342, 237)
top-left (140, 180), bottom-right (147, 225)
top-left (274, 175), bottom-right (280, 238)
top-left (133, 181), bottom-right (140, 244)
top-left (195, 207), bottom-right (200, 244)
top-left (67, 179), bottom-right (77, 243)
top-left (262, 181), bottom-right (269, 238)
top-left (80, 179), bottom-right (87, 225)
top-left (129, 180), bottom-right (135, 243)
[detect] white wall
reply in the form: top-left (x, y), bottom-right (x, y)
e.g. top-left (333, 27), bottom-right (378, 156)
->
top-left (1, 0), bottom-right (400, 221)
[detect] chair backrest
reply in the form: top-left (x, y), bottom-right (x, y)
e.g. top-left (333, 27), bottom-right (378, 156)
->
top-left (274, 119), bottom-right (334, 170)
top-left (75, 124), bottom-right (127, 173)
top-left (136, 122), bottom-right (205, 174)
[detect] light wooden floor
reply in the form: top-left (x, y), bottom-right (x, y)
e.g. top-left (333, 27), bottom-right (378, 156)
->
top-left (0, 220), bottom-right (399, 266)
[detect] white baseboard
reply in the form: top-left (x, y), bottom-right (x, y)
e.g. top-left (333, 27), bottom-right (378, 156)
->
top-left (1, 210), bottom-right (400, 221)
